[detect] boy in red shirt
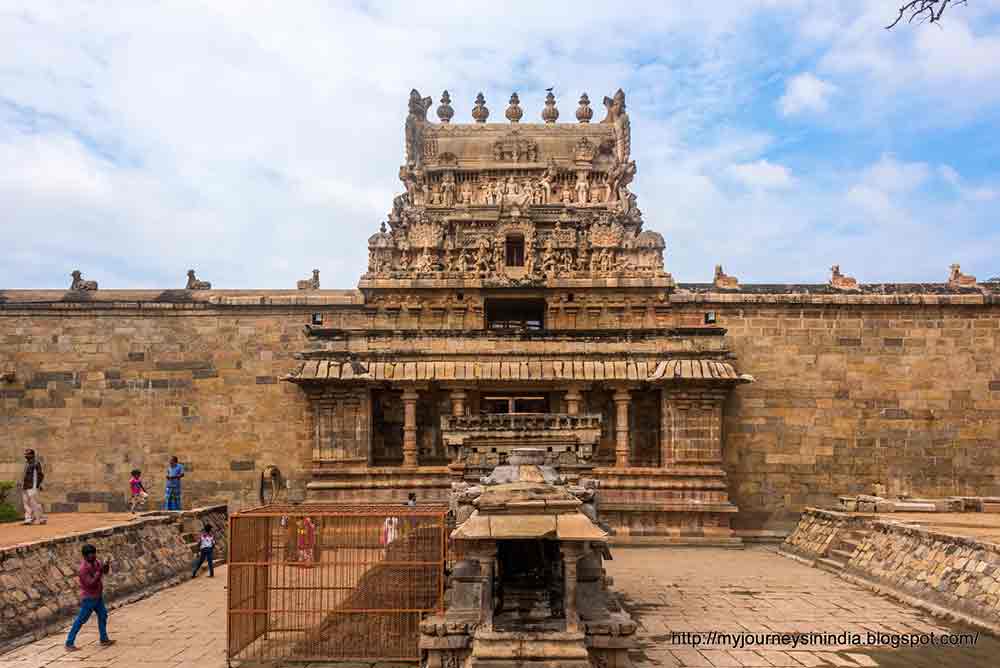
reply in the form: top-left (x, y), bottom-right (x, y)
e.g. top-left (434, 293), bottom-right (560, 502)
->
top-left (65, 544), bottom-right (116, 651)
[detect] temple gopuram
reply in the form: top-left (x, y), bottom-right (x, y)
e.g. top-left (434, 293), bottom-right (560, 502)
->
top-left (283, 89), bottom-right (753, 543)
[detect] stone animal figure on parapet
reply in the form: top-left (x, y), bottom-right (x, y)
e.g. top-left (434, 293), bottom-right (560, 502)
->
top-left (297, 269), bottom-right (320, 290)
top-left (70, 270), bottom-right (98, 291)
top-left (185, 270), bottom-right (211, 290)
top-left (404, 89), bottom-right (433, 167)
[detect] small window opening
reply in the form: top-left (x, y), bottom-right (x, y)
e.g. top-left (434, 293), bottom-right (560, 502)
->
top-left (566, 293), bottom-right (574, 302)
top-left (704, 311), bottom-right (717, 325)
top-left (456, 292), bottom-right (464, 301)
top-left (311, 313), bottom-right (324, 326)
top-left (486, 298), bottom-right (545, 330)
top-left (505, 235), bottom-right (525, 267)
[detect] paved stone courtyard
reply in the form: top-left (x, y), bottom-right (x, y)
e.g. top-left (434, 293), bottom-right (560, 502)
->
top-left (2, 546), bottom-right (999, 667)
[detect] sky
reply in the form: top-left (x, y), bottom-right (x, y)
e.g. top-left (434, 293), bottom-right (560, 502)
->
top-left (1, 0), bottom-right (999, 289)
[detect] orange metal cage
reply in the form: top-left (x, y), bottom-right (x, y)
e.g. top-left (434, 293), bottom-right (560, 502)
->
top-left (226, 504), bottom-right (449, 664)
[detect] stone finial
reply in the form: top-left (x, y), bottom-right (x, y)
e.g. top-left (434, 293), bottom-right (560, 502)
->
top-left (69, 270), bottom-right (97, 291)
top-left (576, 93), bottom-right (593, 123)
top-left (436, 90), bottom-right (454, 123)
top-left (542, 90), bottom-right (559, 124)
top-left (472, 93), bottom-right (489, 123)
top-left (297, 269), bottom-right (320, 290)
top-left (948, 263), bottom-right (977, 288)
top-left (713, 265), bottom-right (739, 291)
top-left (505, 93), bottom-right (523, 123)
top-left (186, 269), bottom-right (211, 290)
top-left (829, 265), bottom-right (859, 291)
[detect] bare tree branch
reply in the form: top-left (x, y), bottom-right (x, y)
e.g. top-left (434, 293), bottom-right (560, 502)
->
top-left (886, 0), bottom-right (968, 29)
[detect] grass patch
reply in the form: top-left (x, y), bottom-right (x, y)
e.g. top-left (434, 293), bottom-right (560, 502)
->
top-left (0, 504), bottom-right (23, 523)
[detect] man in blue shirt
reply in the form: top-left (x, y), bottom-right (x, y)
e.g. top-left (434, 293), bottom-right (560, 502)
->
top-left (164, 456), bottom-right (184, 511)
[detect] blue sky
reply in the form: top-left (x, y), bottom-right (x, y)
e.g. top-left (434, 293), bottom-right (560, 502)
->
top-left (1, 1), bottom-right (998, 288)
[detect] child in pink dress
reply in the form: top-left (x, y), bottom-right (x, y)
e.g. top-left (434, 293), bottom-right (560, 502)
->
top-left (128, 470), bottom-right (148, 514)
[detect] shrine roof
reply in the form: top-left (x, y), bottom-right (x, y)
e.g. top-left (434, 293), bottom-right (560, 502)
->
top-left (282, 357), bottom-right (752, 385)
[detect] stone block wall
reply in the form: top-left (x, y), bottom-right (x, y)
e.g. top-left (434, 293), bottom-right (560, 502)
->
top-left (0, 505), bottom-right (227, 651)
top-left (848, 520), bottom-right (1000, 625)
top-left (674, 293), bottom-right (1000, 530)
top-left (782, 507), bottom-right (1000, 628)
top-left (1, 289), bottom-right (999, 530)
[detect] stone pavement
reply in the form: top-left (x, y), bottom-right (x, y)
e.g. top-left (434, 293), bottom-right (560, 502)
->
top-left (2, 547), bottom-right (999, 667)
top-left (0, 514), bottom-right (142, 549)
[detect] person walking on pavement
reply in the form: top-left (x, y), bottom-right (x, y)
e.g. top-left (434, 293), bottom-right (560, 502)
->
top-left (191, 523), bottom-right (216, 578)
top-left (164, 456), bottom-right (184, 511)
top-left (65, 544), bottom-right (116, 651)
top-left (18, 448), bottom-right (46, 525)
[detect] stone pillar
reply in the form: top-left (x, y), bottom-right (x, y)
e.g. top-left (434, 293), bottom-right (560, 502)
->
top-left (469, 543), bottom-right (497, 631)
top-left (561, 544), bottom-right (583, 632)
top-left (613, 387), bottom-right (631, 468)
top-left (450, 388), bottom-right (467, 417)
top-left (565, 386), bottom-right (582, 416)
top-left (402, 387), bottom-right (419, 468)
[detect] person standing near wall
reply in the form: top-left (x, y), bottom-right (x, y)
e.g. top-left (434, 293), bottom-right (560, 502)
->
top-left (164, 456), bottom-right (184, 511)
top-left (18, 449), bottom-right (46, 525)
top-left (65, 544), bottom-right (115, 651)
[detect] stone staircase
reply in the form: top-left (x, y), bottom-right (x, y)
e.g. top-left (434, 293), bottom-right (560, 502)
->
top-left (815, 527), bottom-right (868, 574)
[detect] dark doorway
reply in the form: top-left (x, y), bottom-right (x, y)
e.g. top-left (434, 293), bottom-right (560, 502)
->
top-left (494, 539), bottom-right (564, 631)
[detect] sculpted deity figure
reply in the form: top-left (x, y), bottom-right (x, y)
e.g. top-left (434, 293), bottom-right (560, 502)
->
top-left (459, 179), bottom-right (472, 206)
top-left (404, 89), bottom-right (433, 167)
top-left (539, 158), bottom-right (558, 203)
top-left (561, 185), bottom-right (574, 204)
top-left (441, 173), bottom-right (455, 206)
top-left (540, 238), bottom-right (557, 276)
top-left (575, 174), bottom-right (590, 204)
top-left (415, 247), bottom-right (434, 272)
top-left (606, 157), bottom-right (637, 204)
top-left (475, 238), bottom-right (493, 274)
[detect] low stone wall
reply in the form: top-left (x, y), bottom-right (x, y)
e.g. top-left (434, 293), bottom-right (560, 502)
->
top-left (781, 508), bottom-right (1000, 630)
top-left (0, 505), bottom-right (227, 652)
top-left (848, 521), bottom-right (1000, 626)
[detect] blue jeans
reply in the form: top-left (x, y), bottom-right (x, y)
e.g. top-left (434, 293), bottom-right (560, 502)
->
top-left (65, 597), bottom-right (109, 646)
top-left (165, 487), bottom-right (181, 511)
top-left (192, 547), bottom-right (214, 577)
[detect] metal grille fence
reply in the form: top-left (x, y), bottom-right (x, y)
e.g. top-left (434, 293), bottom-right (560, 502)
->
top-left (227, 504), bottom-right (448, 665)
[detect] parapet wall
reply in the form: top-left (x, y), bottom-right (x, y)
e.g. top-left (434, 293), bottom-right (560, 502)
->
top-left (782, 508), bottom-right (1000, 630)
top-left (0, 505), bottom-right (227, 652)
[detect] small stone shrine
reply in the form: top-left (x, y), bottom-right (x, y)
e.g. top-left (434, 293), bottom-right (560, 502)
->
top-left (420, 447), bottom-right (636, 668)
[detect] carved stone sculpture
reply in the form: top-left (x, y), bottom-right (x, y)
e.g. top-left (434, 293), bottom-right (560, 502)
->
top-left (541, 90), bottom-right (559, 123)
top-left (576, 93), bottom-right (593, 123)
top-left (297, 269), bottom-right (320, 290)
top-left (948, 263), bottom-right (978, 288)
top-left (186, 270), bottom-right (211, 290)
top-left (601, 89), bottom-right (631, 164)
top-left (829, 265), bottom-right (859, 291)
top-left (404, 89), bottom-right (433, 167)
top-left (471, 92), bottom-right (489, 123)
top-left (713, 265), bottom-right (739, 291)
top-left (69, 270), bottom-right (97, 291)
top-left (505, 93), bottom-right (523, 123)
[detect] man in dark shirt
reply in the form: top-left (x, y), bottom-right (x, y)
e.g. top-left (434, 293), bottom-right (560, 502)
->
top-left (65, 544), bottom-right (115, 651)
top-left (17, 449), bottom-right (46, 525)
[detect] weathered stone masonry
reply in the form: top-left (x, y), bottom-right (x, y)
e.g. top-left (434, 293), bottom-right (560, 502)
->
top-left (2, 288), bottom-right (997, 532)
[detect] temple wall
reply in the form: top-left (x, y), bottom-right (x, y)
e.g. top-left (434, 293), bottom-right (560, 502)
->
top-left (679, 295), bottom-right (1000, 530)
top-left (1, 291), bottom-right (998, 528)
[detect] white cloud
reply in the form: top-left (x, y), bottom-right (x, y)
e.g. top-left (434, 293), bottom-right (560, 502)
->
top-left (728, 159), bottom-right (794, 189)
top-left (0, 1), bottom-right (997, 289)
top-left (779, 72), bottom-right (837, 116)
